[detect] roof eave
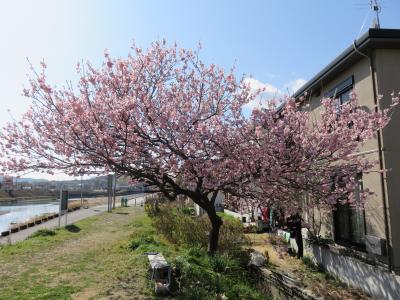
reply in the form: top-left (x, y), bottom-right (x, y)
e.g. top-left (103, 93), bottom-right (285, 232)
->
top-left (293, 28), bottom-right (400, 100)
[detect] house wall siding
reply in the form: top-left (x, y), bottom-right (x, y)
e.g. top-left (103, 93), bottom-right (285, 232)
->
top-left (302, 56), bottom-right (389, 253)
top-left (374, 48), bottom-right (400, 271)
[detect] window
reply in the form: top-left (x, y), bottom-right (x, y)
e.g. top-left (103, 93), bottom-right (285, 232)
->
top-left (224, 193), bottom-right (232, 201)
top-left (338, 88), bottom-right (352, 105)
top-left (325, 76), bottom-right (354, 109)
top-left (333, 173), bottom-right (366, 249)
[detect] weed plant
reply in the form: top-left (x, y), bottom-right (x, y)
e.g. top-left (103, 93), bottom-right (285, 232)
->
top-left (131, 205), bottom-right (271, 299)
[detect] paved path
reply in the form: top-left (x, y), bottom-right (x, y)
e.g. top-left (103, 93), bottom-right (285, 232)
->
top-left (0, 194), bottom-right (146, 245)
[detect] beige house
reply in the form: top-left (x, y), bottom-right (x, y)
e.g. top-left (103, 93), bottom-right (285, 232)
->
top-left (293, 28), bottom-right (400, 299)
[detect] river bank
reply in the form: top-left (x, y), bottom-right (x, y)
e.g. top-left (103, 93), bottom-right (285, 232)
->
top-left (0, 196), bottom-right (55, 203)
top-left (0, 190), bottom-right (141, 203)
top-left (0, 206), bottom-right (150, 299)
top-left (0, 194), bottom-right (145, 236)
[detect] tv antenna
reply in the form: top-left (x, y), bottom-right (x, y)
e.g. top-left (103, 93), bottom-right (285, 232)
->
top-left (370, 0), bottom-right (381, 29)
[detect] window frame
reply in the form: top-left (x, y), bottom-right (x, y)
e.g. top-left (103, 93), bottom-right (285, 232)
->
top-left (324, 76), bottom-right (354, 109)
top-left (332, 173), bottom-right (367, 250)
top-left (324, 76), bottom-right (354, 99)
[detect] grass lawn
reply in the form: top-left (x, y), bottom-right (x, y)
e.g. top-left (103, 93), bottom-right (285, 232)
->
top-left (0, 204), bottom-right (274, 299)
top-left (0, 206), bottom-right (153, 300)
top-left (143, 206), bottom-right (272, 300)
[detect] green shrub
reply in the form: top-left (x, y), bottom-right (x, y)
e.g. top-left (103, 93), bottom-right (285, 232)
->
top-left (216, 212), bottom-right (237, 221)
top-left (181, 207), bottom-right (195, 216)
top-left (224, 282), bottom-right (268, 300)
top-left (178, 286), bottom-right (212, 300)
top-left (152, 205), bottom-right (249, 254)
top-left (144, 202), bottom-right (159, 217)
top-left (29, 229), bottom-right (57, 238)
top-left (148, 206), bottom-right (271, 298)
top-left (186, 245), bottom-right (207, 258)
top-left (218, 217), bottom-right (250, 253)
top-left (209, 254), bottom-right (233, 273)
top-left (152, 207), bottom-right (209, 247)
top-left (133, 206), bottom-right (268, 299)
top-left (171, 251), bottom-right (270, 300)
top-left (127, 235), bottom-right (158, 250)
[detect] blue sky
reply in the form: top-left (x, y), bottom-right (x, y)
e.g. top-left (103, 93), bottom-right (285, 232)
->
top-left (1, 0), bottom-right (400, 179)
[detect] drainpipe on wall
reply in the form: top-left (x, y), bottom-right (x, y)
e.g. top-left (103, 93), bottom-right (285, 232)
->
top-left (369, 53), bottom-right (393, 273)
top-left (353, 41), bottom-right (393, 272)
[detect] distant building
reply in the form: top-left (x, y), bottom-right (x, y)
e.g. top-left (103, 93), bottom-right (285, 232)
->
top-left (194, 192), bottom-right (225, 216)
top-left (0, 175), bottom-right (14, 191)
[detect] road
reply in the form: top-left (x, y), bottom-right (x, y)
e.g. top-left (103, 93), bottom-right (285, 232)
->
top-left (0, 194), bottom-right (146, 245)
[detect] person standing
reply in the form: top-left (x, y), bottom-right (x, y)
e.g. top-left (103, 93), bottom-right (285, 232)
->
top-left (287, 213), bottom-right (303, 258)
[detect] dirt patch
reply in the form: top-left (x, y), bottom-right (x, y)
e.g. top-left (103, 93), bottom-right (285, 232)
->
top-left (72, 288), bottom-right (98, 300)
top-left (247, 233), bottom-right (373, 300)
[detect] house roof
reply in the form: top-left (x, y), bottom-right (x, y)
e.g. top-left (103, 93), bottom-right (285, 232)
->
top-left (293, 28), bottom-right (400, 100)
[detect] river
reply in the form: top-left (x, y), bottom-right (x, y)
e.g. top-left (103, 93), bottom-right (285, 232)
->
top-left (0, 199), bottom-right (61, 232)
top-left (0, 194), bottom-right (146, 233)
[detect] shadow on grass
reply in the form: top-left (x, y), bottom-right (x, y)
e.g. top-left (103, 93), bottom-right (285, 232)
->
top-left (115, 212), bottom-right (130, 215)
top-left (29, 229), bottom-right (57, 239)
top-left (65, 224), bottom-right (81, 233)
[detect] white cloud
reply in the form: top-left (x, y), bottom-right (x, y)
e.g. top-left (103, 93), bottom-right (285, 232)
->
top-left (242, 77), bottom-right (307, 112)
top-left (243, 78), bottom-right (282, 109)
top-left (284, 78), bottom-right (307, 95)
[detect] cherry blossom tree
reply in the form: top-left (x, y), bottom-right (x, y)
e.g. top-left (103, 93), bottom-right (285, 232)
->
top-left (1, 40), bottom-right (398, 253)
top-left (225, 92), bottom-right (399, 219)
top-left (0, 41), bottom-right (254, 253)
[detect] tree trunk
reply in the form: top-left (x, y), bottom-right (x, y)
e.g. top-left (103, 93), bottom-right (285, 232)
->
top-left (295, 233), bottom-right (304, 259)
top-left (206, 209), bottom-right (223, 255)
top-left (189, 191), bottom-right (223, 255)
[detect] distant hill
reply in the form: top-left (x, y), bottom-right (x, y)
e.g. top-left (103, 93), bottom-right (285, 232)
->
top-left (49, 175), bottom-right (132, 185)
top-left (16, 178), bottom-right (49, 183)
top-left (0, 175), bottom-right (133, 185)
top-left (0, 176), bottom-right (49, 183)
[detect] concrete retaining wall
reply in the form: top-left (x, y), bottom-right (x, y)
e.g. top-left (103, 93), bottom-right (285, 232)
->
top-left (309, 244), bottom-right (400, 300)
top-left (251, 266), bottom-right (321, 300)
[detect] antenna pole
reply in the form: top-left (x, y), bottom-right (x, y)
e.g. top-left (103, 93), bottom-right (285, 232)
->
top-left (370, 0), bottom-right (381, 29)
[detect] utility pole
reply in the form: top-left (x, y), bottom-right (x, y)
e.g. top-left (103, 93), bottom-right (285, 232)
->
top-left (58, 184), bottom-right (68, 228)
top-left (107, 174), bottom-right (113, 212)
top-left (112, 173), bottom-right (116, 209)
top-left (80, 174), bottom-right (83, 207)
top-left (58, 184), bottom-right (62, 228)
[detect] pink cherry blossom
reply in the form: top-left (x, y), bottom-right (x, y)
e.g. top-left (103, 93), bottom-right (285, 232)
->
top-left (0, 41), bottom-right (397, 253)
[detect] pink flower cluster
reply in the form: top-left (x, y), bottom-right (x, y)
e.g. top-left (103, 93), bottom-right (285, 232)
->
top-left (1, 41), bottom-right (398, 214)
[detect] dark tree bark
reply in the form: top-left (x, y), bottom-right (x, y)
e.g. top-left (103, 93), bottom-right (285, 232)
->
top-left (206, 209), bottom-right (223, 254)
top-left (295, 233), bottom-right (304, 259)
top-left (188, 191), bottom-right (223, 255)
top-left (152, 177), bottom-right (224, 255)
